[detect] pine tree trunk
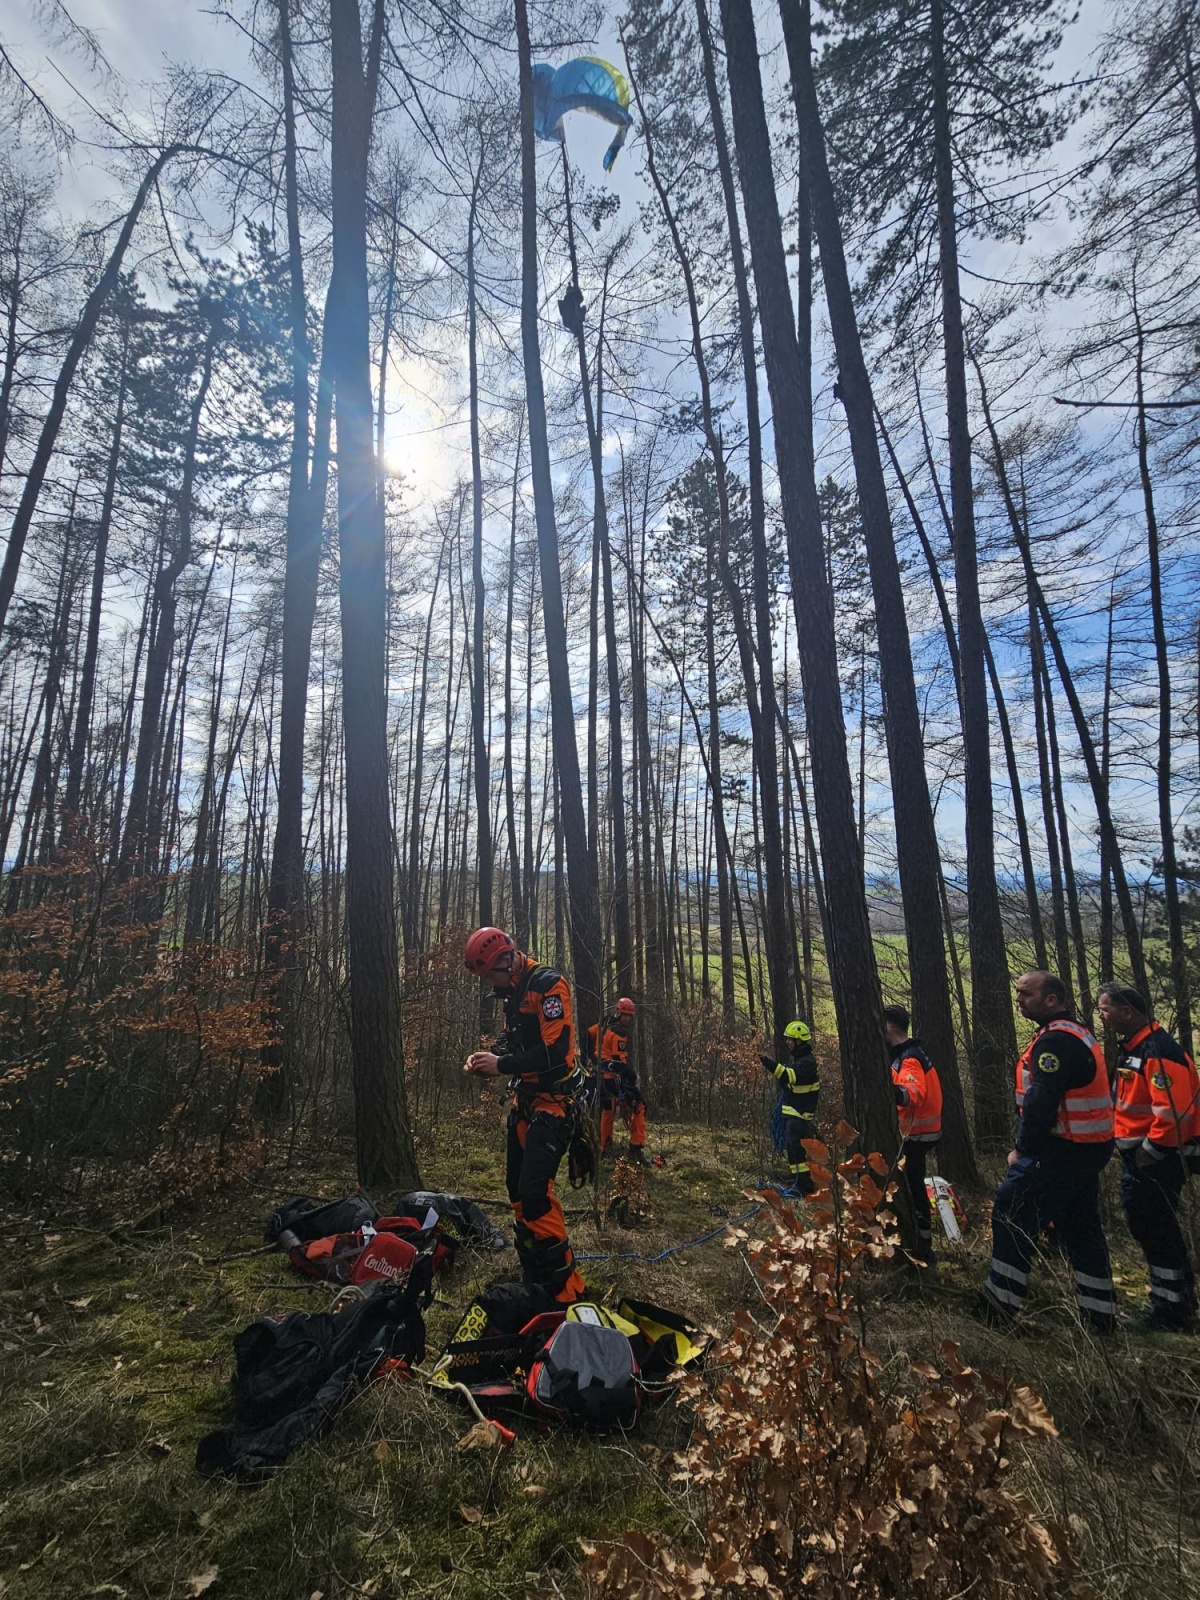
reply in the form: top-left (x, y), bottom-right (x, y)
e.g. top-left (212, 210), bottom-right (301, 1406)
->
top-left (1134, 315), bottom-right (1190, 1048)
top-left (328, 0), bottom-right (419, 1190)
top-left (719, 0), bottom-right (895, 1156)
top-left (515, 0), bottom-right (602, 1040)
top-left (0, 149), bottom-right (177, 637)
top-left (466, 183), bottom-right (494, 932)
top-left (929, 0), bottom-right (1014, 1140)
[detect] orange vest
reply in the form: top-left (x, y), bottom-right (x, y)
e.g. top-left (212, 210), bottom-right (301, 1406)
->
top-left (1113, 1023), bottom-right (1200, 1150)
top-left (1014, 1019), bottom-right (1113, 1144)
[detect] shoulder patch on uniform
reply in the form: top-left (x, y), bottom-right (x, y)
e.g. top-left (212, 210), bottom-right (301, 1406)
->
top-left (1036, 1051), bottom-right (1060, 1074)
top-left (541, 994), bottom-right (564, 1020)
top-left (1152, 1069), bottom-right (1171, 1090)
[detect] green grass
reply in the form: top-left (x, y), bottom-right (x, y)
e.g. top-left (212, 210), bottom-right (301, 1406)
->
top-left (0, 1126), bottom-right (1197, 1599)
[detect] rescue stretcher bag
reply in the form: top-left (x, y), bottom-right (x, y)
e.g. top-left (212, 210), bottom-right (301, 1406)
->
top-left (264, 1190), bottom-right (378, 1246)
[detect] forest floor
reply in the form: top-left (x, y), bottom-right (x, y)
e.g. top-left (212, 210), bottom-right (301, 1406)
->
top-left (1, 1120), bottom-right (1198, 1600)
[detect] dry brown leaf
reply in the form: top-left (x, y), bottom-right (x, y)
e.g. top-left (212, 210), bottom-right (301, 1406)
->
top-left (186, 1566), bottom-right (219, 1597)
top-left (459, 1503), bottom-right (483, 1525)
top-left (373, 1438), bottom-right (391, 1461)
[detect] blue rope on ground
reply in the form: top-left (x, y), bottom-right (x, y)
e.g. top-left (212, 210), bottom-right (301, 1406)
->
top-left (574, 1201), bottom-right (764, 1263)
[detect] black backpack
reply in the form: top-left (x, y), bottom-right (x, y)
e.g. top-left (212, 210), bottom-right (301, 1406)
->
top-left (526, 1313), bottom-right (641, 1430)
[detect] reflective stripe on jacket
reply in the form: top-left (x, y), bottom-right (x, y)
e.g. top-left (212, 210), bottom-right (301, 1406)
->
top-left (1015, 1018), bottom-right (1113, 1144)
top-left (771, 1046), bottom-right (819, 1121)
top-left (1114, 1022), bottom-right (1200, 1151)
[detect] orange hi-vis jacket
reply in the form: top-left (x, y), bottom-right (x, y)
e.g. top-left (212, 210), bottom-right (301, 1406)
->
top-left (1014, 1018), bottom-right (1113, 1144)
top-left (587, 1023), bottom-right (628, 1065)
top-left (889, 1040), bottom-right (943, 1142)
top-left (1113, 1022), bottom-right (1200, 1153)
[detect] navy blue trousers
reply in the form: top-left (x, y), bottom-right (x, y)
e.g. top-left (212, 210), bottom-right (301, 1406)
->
top-left (985, 1142), bottom-right (1116, 1330)
top-left (1120, 1148), bottom-right (1196, 1327)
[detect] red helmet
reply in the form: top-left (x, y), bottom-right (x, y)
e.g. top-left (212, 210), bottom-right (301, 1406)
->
top-left (615, 997), bottom-right (636, 1016)
top-left (464, 926), bottom-right (516, 976)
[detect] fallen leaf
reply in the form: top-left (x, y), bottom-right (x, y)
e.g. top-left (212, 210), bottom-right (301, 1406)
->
top-left (459, 1503), bottom-right (483, 1525)
top-left (373, 1438), bottom-right (391, 1461)
top-left (187, 1565), bottom-right (219, 1596)
top-left (197, 1511), bottom-right (214, 1530)
top-left (68, 1296), bottom-right (93, 1310)
top-left (522, 1484), bottom-right (547, 1498)
top-left (146, 1436), bottom-right (171, 1457)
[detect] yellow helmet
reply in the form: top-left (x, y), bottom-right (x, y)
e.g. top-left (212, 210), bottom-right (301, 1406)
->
top-left (784, 1020), bottom-right (812, 1043)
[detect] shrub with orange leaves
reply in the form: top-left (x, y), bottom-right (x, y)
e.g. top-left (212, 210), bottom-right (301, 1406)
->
top-left (583, 1125), bottom-right (1090, 1600)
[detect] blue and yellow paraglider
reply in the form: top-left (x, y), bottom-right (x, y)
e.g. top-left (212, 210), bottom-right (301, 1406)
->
top-left (532, 57), bottom-right (633, 172)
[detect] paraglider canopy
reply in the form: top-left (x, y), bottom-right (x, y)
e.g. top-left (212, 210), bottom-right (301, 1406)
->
top-left (532, 56), bottom-right (633, 172)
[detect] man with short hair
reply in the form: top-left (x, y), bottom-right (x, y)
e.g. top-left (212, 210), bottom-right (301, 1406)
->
top-left (982, 971), bottom-right (1117, 1333)
top-left (884, 1004), bottom-right (943, 1264)
top-left (463, 926), bottom-right (586, 1304)
top-left (1098, 983), bottom-right (1199, 1331)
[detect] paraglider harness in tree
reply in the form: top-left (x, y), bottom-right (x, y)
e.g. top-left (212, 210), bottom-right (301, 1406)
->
top-left (430, 1281), bottom-right (707, 1433)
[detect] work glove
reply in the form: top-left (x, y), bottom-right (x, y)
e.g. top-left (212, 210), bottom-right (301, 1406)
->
top-left (760, 1054), bottom-right (777, 1075)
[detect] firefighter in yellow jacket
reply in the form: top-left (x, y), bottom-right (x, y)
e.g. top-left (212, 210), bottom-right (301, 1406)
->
top-left (761, 1020), bottom-right (819, 1197)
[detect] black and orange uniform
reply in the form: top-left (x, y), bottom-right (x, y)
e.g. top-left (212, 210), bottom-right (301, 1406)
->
top-left (495, 960), bottom-right (585, 1303)
top-left (985, 1017), bottom-right (1116, 1331)
top-left (1114, 1021), bottom-right (1200, 1328)
top-left (589, 1019), bottom-right (645, 1156)
top-left (762, 1042), bottom-right (820, 1196)
top-left (890, 1037), bottom-right (943, 1262)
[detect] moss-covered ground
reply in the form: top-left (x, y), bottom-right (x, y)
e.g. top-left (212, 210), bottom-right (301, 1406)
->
top-left (0, 1122), bottom-right (1197, 1599)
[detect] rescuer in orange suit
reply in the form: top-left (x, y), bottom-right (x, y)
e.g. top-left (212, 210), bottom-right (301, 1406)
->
top-left (588, 998), bottom-right (645, 1163)
top-left (884, 1004), bottom-right (943, 1264)
top-left (463, 927), bottom-right (586, 1304)
top-left (1098, 983), bottom-right (1199, 1331)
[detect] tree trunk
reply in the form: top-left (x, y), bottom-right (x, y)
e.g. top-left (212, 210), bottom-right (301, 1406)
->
top-left (65, 329), bottom-right (129, 816)
top-left (466, 181), bottom-right (494, 933)
top-left (973, 360), bottom-right (1149, 1000)
top-left (719, 0), bottom-right (895, 1157)
top-left (328, 0), bottom-right (419, 1190)
top-left (515, 0), bottom-right (602, 1040)
top-left (929, 0), bottom-right (1014, 1140)
top-left (628, 13), bottom-right (793, 1040)
top-left (1134, 309), bottom-right (1190, 1049)
top-left (0, 149), bottom-right (178, 637)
